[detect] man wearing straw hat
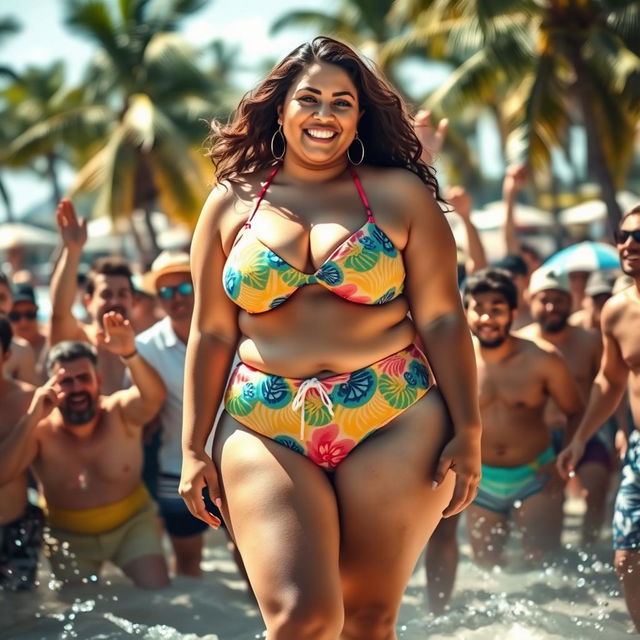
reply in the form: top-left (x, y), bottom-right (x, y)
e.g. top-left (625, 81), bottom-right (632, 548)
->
top-left (135, 251), bottom-right (229, 578)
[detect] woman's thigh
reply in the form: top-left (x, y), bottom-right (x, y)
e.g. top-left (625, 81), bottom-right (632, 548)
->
top-left (212, 412), bottom-right (343, 619)
top-left (334, 387), bottom-right (455, 609)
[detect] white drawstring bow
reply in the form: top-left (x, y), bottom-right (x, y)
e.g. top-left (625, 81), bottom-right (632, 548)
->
top-left (291, 378), bottom-right (334, 441)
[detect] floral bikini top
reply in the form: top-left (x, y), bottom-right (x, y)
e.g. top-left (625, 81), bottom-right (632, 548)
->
top-left (222, 166), bottom-right (406, 314)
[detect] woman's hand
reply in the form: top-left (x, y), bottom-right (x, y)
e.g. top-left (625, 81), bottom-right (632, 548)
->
top-left (433, 430), bottom-right (481, 518)
top-left (179, 449), bottom-right (223, 529)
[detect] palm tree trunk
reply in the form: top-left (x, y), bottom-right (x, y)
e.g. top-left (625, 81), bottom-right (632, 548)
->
top-left (0, 173), bottom-right (14, 222)
top-left (566, 44), bottom-right (622, 237)
top-left (46, 152), bottom-right (62, 206)
top-left (134, 150), bottom-right (161, 260)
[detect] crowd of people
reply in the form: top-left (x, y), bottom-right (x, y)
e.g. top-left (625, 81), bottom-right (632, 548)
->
top-left (0, 35), bottom-right (639, 638)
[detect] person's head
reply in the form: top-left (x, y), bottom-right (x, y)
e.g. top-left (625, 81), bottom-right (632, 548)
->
top-left (207, 36), bottom-right (443, 200)
top-left (582, 270), bottom-right (615, 329)
top-left (129, 275), bottom-right (159, 334)
top-left (615, 205), bottom-right (640, 278)
top-left (84, 257), bottom-right (134, 326)
top-left (46, 341), bottom-right (100, 426)
top-left (143, 251), bottom-right (193, 324)
top-left (528, 267), bottom-right (572, 333)
top-left (0, 314), bottom-right (12, 366)
top-left (9, 284), bottom-right (39, 342)
top-left (464, 268), bottom-right (518, 348)
top-left (491, 254), bottom-right (528, 296)
top-left (0, 272), bottom-right (12, 314)
top-left (520, 242), bottom-right (543, 273)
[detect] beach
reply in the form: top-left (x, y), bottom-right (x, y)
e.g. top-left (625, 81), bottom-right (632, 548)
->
top-left (1, 497), bottom-right (633, 640)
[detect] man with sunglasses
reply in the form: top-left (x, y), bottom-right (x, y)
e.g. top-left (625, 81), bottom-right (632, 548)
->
top-left (9, 284), bottom-right (48, 383)
top-left (135, 251), bottom-right (225, 577)
top-left (558, 205), bottom-right (640, 632)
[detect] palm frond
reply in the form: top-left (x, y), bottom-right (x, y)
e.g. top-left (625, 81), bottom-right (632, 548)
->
top-left (270, 11), bottom-right (348, 35)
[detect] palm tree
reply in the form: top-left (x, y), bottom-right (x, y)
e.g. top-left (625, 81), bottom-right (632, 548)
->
top-left (387, 0), bottom-right (640, 232)
top-left (270, 0), bottom-right (411, 85)
top-left (0, 15), bottom-right (21, 221)
top-left (60, 0), bottom-right (233, 259)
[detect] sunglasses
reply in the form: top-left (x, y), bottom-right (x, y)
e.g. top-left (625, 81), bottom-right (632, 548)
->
top-left (9, 310), bottom-right (38, 322)
top-left (615, 229), bottom-right (640, 244)
top-left (158, 282), bottom-right (194, 300)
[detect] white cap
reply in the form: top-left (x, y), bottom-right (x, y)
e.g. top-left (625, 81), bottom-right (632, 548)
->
top-left (528, 267), bottom-right (570, 297)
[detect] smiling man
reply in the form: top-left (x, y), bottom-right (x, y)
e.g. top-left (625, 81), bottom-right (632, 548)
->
top-left (0, 313), bottom-right (169, 588)
top-left (558, 205), bottom-right (640, 632)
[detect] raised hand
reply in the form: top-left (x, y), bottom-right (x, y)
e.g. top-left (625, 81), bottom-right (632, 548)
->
top-left (502, 164), bottom-right (528, 201)
top-left (445, 185), bottom-right (473, 220)
top-left (56, 198), bottom-right (87, 251)
top-left (414, 109), bottom-right (449, 165)
top-left (96, 311), bottom-right (136, 356)
top-left (29, 369), bottom-right (67, 421)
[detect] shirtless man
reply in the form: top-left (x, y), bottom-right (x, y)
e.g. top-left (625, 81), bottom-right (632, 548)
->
top-left (466, 268), bottom-right (582, 566)
top-left (50, 199), bottom-right (134, 393)
top-left (518, 267), bottom-right (612, 546)
top-left (0, 273), bottom-right (37, 384)
top-left (426, 268), bottom-right (582, 612)
top-left (0, 316), bottom-right (42, 590)
top-left (10, 284), bottom-right (49, 383)
top-left (0, 312), bottom-right (169, 588)
top-left (558, 206), bottom-right (640, 632)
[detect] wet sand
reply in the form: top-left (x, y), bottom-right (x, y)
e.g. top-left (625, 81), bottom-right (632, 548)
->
top-left (1, 497), bottom-right (633, 639)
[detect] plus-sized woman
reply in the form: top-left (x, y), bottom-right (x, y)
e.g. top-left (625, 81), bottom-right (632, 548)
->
top-left (180, 37), bottom-right (481, 639)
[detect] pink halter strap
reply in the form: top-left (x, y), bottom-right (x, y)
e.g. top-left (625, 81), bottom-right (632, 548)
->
top-left (244, 166), bottom-right (280, 229)
top-left (349, 167), bottom-right (376, 223)
top-left (244, 165), bottom-right (376, 229)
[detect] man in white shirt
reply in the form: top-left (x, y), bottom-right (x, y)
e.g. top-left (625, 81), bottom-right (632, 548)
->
top-left (136, 251), bottom-right (223, 577)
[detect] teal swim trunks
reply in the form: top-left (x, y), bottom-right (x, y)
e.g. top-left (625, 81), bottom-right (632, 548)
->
top-left (474, 445), bottom-right (555, 515)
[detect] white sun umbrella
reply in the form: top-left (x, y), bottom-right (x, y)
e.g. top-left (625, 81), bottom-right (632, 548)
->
top-left (472, 202), bottom-right (554, 230)
top-left (0, 222), bottom-right (59, 250)
top-left (559, 191), bottom-right (640, 225)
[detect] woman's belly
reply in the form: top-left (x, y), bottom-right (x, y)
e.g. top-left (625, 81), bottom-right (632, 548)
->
top-left (237, 287), bottom-right (416, 378)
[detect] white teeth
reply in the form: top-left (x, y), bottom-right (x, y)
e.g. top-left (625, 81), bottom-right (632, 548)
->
top-left (306, 129), bottom-right (336, 139)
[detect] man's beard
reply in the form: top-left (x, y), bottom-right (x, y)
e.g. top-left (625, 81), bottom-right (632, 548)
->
top-left (538, 314), bottom-right (568, 334)
top-left (61, 392), bottom-right (97, 425)
top-left (475, 324), bottom-right (511, 349)
top-left (621, 262), bottom-right (640, 278)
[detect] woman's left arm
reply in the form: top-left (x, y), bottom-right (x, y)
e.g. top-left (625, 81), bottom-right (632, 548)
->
top-left (400, 172), bottom-right (482, 517)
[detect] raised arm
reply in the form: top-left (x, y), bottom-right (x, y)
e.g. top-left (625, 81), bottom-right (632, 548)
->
top-left (50, 199), bottom-right (87, 345)
top-left (98, 311), bottom-right (166, 424)
top-left (0, 373), bottom-right (64, 486)
top-left (557, 301), bottom-right (629, 477)
top-left (502, 164), bottom-right (527, 255)
top-left (180, 186), bottom-right (240, 528)
top-left (401, 172), bottom-right (481, 518)
top-left (445, 186), bottom-right (487, 275)
top-left (414, 109), bottom-right (448, 166)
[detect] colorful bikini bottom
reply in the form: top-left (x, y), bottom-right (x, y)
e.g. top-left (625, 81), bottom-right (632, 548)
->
top-left (223, 343), bottom-right (433, 469)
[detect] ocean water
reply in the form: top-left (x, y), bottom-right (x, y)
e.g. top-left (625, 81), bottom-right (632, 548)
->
top-left (1, 499), bottom-right (634, 639)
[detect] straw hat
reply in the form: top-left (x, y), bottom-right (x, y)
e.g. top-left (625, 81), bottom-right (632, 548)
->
top-left (142, 251), bottom-right (191, 293)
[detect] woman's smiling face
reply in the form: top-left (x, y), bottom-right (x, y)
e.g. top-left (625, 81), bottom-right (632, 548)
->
top-left (278, 61), bottom-right (362, 167)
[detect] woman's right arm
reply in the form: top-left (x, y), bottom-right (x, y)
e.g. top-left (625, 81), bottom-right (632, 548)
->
top-left (180, 185), bottom-right (240, 529)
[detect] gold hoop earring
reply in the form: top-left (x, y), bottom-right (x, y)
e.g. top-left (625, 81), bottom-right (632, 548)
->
top-left (270, 124), bottom-right (286, 161)
top-left (347, 134), bottom-right (365, 166)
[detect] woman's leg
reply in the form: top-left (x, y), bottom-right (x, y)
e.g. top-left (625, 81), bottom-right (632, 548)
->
top-left (335, 388), bottom-right (455, 640)
top-left (212, 413), bottom-right (344, 640)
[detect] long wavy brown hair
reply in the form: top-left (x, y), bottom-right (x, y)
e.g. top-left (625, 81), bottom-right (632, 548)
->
top-left (207, 36), bottom-right (444, 202)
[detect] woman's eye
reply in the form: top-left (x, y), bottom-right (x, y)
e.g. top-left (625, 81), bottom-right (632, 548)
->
top-left (299, 95), bottom-right (316, 103)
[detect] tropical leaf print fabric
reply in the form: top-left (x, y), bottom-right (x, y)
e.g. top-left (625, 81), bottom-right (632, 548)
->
top-left (222, 221), bottom-right (405, 314)
top-left (223, 344), bottom-right (432, 470)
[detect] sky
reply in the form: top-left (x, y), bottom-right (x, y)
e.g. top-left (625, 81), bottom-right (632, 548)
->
top-left (1, 0), bottom-right (342, 217)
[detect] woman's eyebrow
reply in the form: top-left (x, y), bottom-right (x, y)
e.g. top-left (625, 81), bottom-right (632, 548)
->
top-left (297, 86), bottom-right (355, 98)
